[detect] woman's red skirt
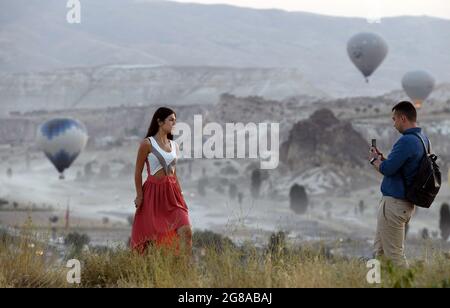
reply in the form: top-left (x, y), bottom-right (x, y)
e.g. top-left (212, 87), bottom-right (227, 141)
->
top-left (130, 174), bottom-right (190, 253)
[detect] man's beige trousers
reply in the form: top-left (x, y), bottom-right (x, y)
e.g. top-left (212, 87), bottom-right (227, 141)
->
top-left (374, 196), bottom-right (415, 267)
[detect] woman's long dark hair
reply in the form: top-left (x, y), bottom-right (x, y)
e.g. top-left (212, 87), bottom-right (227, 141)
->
top-left (145, 107), bottom-right (176, 140)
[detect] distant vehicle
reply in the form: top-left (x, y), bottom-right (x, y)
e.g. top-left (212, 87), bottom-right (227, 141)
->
top-left (347, 32), bottom-right (388, 82)
top-left (36, 118), bottom-right (88, 179)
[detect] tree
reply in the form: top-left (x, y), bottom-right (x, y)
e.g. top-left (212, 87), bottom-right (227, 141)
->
top-left (99, 164), bottom-right (111, 178)
top-left (421, 228), bottom-right (430, 240)
top-left (192, 230), bottom-right (235, 253)
top-left (49, 216), bottom-right (59, 224)
top-left (289, 184), bottom-right (308, 215)
top-left (267, 231), bottom-right (287, 256)
top-left (251, 169), bottom-right (262, 199)
top-left (65, 232), bottom-right (90, 256)
top-left (359, 200), bottom-right (365, 215)
top-left (439, 203), bottom-right (450, 241)
top-left (127, 215), bottom-right (134, 226)
top-left (237, 192), bottom-right (244, 205)
top-left (198, 178), bottom-right (208, 197)
top-left (228, 183), bottom-right (237, 200)
top-left (0, 198), bottom-right (8, 208)
top-left (102, 217), bottom-right (110, 225)
top-left (84, 162), bottom-right (94, 177)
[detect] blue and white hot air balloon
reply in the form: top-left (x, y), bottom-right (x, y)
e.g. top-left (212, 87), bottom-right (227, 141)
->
top-left (37, 118), bottom-right (88, 179)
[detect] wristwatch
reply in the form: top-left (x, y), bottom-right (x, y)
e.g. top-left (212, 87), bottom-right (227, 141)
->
top-left (370, 157), bottom-right (378, 165)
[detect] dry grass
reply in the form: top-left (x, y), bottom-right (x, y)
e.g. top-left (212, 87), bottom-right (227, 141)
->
top-left (0, 229), bottom-right (67, 288)
top-left (1, 230), bottom-right (450, 288)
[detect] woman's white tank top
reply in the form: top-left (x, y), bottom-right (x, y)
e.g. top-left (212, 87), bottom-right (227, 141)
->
top-left (147, 136), bottom-right (178, 176)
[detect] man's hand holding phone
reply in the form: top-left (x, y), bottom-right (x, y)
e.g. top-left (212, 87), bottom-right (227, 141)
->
top-left (370, 139), bottom-right (385, 161)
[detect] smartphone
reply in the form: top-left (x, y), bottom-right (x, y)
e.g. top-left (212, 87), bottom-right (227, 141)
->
top-left (371, 139), bottom-right (377, 148)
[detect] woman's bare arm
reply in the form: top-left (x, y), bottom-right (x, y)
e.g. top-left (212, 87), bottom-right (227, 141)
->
top-left (134, 139), bottom-right (151, 208)
top-left (174, 168), bottom-right (183, 196)
top-left (174, 142), bottom-right (183, 195)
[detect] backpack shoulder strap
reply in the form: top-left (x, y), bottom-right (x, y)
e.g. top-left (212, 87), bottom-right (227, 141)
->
top-left (406, 132), bottom-right (431, 155)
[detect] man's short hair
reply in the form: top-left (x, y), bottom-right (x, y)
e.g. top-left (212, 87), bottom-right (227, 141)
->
top-left (392, 101), bottom-right (417, 122)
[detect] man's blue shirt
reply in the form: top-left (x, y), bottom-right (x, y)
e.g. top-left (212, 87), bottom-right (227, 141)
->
top-left (379, 127), bottom-right (428, 199)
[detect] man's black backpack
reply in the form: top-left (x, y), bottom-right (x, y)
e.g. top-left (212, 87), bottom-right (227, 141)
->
top-left (403, 132), bottom-right (441, 208)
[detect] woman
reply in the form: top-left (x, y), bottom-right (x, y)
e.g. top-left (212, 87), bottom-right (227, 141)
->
top-left (130, 107), bottom-right (192, 255)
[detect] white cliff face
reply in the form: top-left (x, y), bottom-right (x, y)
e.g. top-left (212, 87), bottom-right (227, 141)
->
top-left (0, 66), bottom-right (326, 113)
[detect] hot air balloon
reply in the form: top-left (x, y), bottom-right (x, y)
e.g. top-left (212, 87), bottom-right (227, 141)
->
top-left (37, 118), bottom-right (88, 179)
top-left (402, 70), bottom-right (435, 109)
top-left (347, 32), bottom-right (388, 82)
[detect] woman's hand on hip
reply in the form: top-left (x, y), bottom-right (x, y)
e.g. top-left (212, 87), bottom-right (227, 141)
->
top-left (134, 195), bottom-right (143, 209)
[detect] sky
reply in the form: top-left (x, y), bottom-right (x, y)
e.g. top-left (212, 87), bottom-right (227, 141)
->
top-left (171, 0), bottom-right (450, 20)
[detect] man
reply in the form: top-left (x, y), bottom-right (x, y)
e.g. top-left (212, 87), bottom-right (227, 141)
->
top-left (369, 101), bottom-right (429, 267)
